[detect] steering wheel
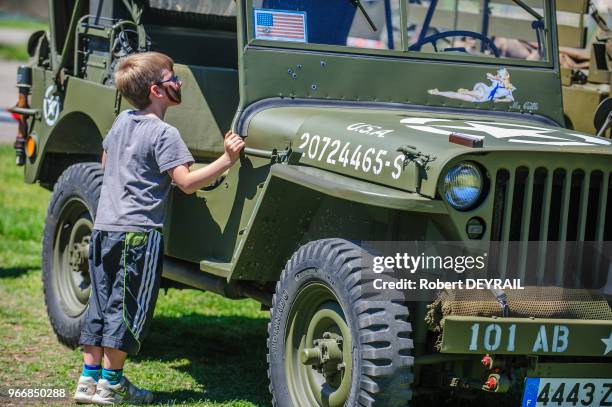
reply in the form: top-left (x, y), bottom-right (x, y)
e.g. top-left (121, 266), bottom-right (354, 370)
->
top-left (409, 30), bottom-right (500, 58)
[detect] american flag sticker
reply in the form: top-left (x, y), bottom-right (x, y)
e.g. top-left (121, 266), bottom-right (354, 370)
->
top-left (253, 9), bottom-right (307, 43)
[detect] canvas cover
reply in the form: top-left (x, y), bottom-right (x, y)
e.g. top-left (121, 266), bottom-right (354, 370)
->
top-left (148, 0), bottom-right (236, 16)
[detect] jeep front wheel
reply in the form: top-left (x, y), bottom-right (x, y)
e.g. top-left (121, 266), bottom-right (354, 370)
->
top-left (268, 238), bottom-right (414, 406)
top-left (42, 162), bottom-right (103, 348)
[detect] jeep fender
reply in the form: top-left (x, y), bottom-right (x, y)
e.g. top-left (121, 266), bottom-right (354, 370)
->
top-left (26, 74), bottom-right (118, 185)
top-left (228, 163), bottom-right (448, 281)
top-left (26, 111), bottom-right (104, 185)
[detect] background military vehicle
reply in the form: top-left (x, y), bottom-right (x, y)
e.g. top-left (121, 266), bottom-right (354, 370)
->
top-left (558, 1), bottom-right (612, 136)
top-left (10, 0), bottom-right (612, 406)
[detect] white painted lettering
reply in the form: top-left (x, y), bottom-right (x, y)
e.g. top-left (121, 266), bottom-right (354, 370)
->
top-left (484, 324), bottom-right (502, 351)
top-left (469, 323), bottom-right (479, 351)
top-left (552, 325), bottom-right (569, 353)
top-left (532, 325), bottom-right (549, 352)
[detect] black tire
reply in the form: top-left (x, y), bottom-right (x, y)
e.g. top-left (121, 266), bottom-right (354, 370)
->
top-left (268, 238), bottom-right (414, 407)
top-left (42, 162), bottom-right (103, 348)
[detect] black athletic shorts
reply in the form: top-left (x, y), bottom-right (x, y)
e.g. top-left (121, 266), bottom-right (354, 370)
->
top-left (79, 229), bottom-right (163, 355)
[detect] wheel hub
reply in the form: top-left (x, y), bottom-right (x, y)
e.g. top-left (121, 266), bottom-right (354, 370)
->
top-left (285, 282), bottom-right (353, 407)
top-left (69, 238), bottom-right (89, 274)
top-left (53, 198), bottom-right (93, 317)
top-left (300, 332), bottom-right (345, 379)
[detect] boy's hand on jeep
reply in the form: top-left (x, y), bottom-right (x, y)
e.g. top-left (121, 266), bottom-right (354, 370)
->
top-left (223, 131), bottom-right (245, 164)
top-left (169, 132), bottom-right (245, 195)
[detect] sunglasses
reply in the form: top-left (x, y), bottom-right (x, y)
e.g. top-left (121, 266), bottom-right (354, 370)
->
top-left (156, 74), bottom-right (181, 85)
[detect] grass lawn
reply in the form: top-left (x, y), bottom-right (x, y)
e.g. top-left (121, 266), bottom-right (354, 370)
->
top-left (0, 43), bottom-right (29, 61)
top-left (0, 17), bottom-right (47, 61)
top-left (0, 18), bottom-right (47, 32)
top-left (0, 145), bottom-right (271, 406)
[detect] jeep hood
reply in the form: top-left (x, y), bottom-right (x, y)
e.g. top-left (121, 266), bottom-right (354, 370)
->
top-left (246, 106), bottom-right (612, 198)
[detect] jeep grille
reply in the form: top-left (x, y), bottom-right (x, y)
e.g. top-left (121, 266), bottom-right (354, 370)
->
top-left (490, 166), bottom-right (611, 287)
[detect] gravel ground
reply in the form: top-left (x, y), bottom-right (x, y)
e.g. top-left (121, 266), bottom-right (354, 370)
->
top-left (0, 27), bottom-right (38, 145)
top-left (0, 27), bottom-right (33, 46)
top-left (0, 59), bottom-right (20, 145)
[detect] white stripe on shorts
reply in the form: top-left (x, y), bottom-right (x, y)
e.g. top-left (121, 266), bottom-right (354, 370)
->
top-left (131, 231), bottom-right (159, 336)
top-left (134, 230), bottom-right (161, 337)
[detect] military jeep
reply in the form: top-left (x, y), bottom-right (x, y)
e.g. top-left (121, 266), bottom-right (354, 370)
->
top-left (11, 0), bottom-right (612, 406)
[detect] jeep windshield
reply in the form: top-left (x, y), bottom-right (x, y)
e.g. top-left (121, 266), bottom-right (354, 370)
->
top-left (249, 0), bottom-right (551, 64)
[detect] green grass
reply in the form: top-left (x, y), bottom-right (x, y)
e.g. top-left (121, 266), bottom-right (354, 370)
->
top-left (0, 145), bottom-right (271, 406)
top-left (0, 17), bottom-right (48, 61)
top-left (0, 43), bottom-right (29, 61)
top-left (0, 18), bottom-right (47, 32)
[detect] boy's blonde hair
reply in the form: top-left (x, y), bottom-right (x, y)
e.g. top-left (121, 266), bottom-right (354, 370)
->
top-left (115, 52), bottom-right (174, 109)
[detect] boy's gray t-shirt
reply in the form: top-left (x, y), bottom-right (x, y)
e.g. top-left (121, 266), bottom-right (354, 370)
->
top-left (93, 110), bottom-right (194, 232)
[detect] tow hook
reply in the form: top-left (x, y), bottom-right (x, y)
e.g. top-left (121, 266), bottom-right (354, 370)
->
top-left (480, 354), bottom-right (509, 393)
top-left (481, 354), bottom-right (493, 369)
top-left (481, 354), bottom-right (505, 370)
top-left (449, 377), bottom-right (486, 391)
top-left (482, 373), bottom-right (510, 393)
top-left (448, 373), bottom-right (509, 393)
top-left (448, 355), bottom-right (511, 393)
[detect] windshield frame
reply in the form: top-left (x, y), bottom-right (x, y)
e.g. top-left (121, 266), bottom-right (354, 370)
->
top-left (244, 0), bottom-right (556, 69)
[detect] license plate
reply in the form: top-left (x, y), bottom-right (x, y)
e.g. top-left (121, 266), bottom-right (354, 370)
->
top-left (522, 378), bottom-right (612, 407)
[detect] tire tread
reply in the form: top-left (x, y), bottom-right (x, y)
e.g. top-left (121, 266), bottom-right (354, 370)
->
top-left (267, 238), bottom-right (414, 407)
top-left (42, 162), bottom-right (103, 349)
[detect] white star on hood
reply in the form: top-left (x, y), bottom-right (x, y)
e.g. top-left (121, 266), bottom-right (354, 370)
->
top-left (437, 121), bottom-right (567, 140)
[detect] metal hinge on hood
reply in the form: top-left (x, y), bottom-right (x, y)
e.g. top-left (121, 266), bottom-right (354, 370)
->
top-left (397, 145), bottom-right (436, 192)
top-left (271, 146), bottom-right (292, 164)
top-left (396, 145), bottom-right (436, 169)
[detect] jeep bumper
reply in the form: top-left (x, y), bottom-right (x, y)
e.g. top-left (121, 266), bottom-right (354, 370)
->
top-left (441, 316), bottom-right (612, 357)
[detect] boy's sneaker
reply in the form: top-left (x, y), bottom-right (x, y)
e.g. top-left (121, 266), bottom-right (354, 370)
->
top-left (91, 377), bottom-right (154, 405)
top-left (74, 375), bottom-right (98, 404)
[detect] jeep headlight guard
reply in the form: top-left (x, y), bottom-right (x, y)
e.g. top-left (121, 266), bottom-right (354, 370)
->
top-left (443, 161), bottom-right (484, 210)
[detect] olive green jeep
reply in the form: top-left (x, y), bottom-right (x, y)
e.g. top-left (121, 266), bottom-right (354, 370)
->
top-left (10, 0), bottom-right (612, 406)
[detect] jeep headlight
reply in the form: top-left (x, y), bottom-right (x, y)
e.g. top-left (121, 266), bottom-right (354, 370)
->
top-left (443, 162), bottom-right (483, 210)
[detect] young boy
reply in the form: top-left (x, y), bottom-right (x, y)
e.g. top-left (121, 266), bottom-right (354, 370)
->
top-left (73, 52), bottom-right (245, 405)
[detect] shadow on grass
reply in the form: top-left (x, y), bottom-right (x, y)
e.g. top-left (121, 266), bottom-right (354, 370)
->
top-left (0, 267), bottom-right (38, 279)
top-left (136, 313), bottom-right (271, 406)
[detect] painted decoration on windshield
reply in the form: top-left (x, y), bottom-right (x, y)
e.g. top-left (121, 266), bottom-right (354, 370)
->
top-left (253, 9), bottom-right (307, 43)
top-left (428, 68), bottom-right (516, 104)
